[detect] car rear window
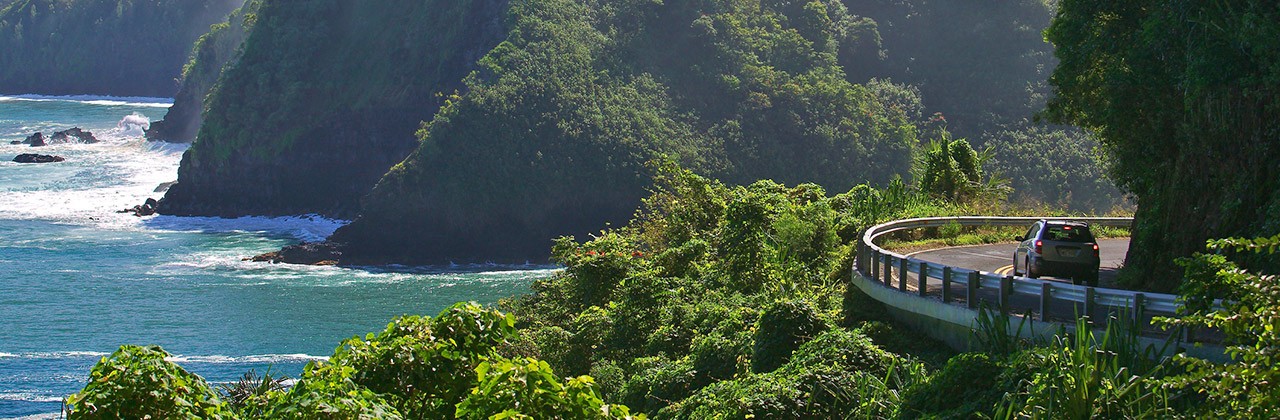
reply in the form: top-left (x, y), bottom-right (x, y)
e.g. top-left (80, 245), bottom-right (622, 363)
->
top-left (1044, 225), bottom-right (1094, 243)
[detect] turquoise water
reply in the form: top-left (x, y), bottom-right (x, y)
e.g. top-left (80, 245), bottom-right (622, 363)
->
top-left (0, 96), bottom-right (548, 418)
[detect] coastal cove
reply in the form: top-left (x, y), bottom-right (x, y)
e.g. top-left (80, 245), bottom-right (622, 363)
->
top-left (0, 97), bottom-right (548, 418)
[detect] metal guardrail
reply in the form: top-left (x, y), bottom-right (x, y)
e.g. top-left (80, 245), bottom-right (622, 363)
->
top-left (854, 217), bottom-right (1189, 324)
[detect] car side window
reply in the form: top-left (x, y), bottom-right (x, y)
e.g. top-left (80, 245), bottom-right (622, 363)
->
top-left (1025, 224), bottom-right (1039, 241)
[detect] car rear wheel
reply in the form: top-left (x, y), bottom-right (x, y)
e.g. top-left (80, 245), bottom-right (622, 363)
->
top-left (1026, 257), bottom-right (1039, 279)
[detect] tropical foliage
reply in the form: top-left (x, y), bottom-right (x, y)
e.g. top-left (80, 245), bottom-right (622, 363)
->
top-left (69, 303), bottom-right (638, 419)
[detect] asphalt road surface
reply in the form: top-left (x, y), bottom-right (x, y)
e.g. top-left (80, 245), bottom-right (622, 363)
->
top-left (905, 238), bottom-right (1130, 288)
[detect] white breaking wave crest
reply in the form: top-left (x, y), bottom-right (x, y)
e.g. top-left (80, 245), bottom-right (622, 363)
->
top-left (145, 214), bottom-right (347, 243)
top-left (165, 353), bottom-right (329, 364)
top-left (0, 351), bottom-right (326, 364)
top-left (0, 139), bottom-right (186, 226)
top-left (116, 113), bottom-right (151, 137)
top-left (0, 393), bottom-right (65, 403)
top-left (0, 94), bottom-right (172, 108)
top-left (0, 351), bottom-right (108, 360)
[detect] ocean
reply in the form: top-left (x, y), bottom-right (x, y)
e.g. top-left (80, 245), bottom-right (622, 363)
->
top-left (0, 95), bottom-right (549, 419)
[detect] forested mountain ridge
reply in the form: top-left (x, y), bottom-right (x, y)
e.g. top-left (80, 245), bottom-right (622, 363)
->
top-left (145, 0), bottom-right (261, 143)
top-left (327, 0), bottom-right (920, 264)
top-left (158, 0), bottom-right (509, 218)
top-left (156, 0), bottom-right (1121, 264)
top-left (0, 0), bottom-right (244, 97)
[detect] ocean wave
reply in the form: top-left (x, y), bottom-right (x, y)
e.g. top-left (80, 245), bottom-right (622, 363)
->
top-left (165, 353), bottom-right (328, 364)
top-left (143, 215), bottom-right (347, 243)
top-left (6, 413), bottom-right (64, 420)
top-left (0, 392), bottom-right (64, 403)
top-left (0, 94), bottom-right (171, 108)
top-left (0, 351), bottom-right (108, 360)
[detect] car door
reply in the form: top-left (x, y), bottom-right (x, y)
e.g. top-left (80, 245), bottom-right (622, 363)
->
top-left (1015, 222), bottom-right (1040, 272)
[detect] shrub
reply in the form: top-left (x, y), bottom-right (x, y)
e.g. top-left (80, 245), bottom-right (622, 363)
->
top-left (689, 332), bottom-right (750, 389)
top-left (787, 328), bottom-right (899, 378)
top-left (752, 300), bottom-right (830, 373)
top-left (262, 362), bottom-right (403, 420)
top-left (330, 302), bottom-right (517, 418)
top-left (456, 357), bottom-right (638, 419)
top-left (67, 345), bottom-right (231, 419)
top-left (1159, 236), bottom-right (1280, 417)
top-left (219, 368), bottom-right (288, 418)
top-left (899, 352), bottom-right (1004, 418)
top-left (619, 356), bottom-right (696, 415)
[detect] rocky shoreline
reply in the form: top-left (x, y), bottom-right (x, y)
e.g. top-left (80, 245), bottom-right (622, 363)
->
top-left (10, 128), bottom-right (97, 147)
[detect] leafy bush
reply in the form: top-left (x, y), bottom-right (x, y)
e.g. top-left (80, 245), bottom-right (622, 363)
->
top-left (67, 345), bottom-right (232, 419)
top-left (899, 352), bottom-right (1004, 418)
top-left (456, 358), bottom-right (639, 419)
top-left (331, 302), bottom-right (517, 418)
top-left (752, 299), bottom-right (830, 373)
top-left (261, 362), bottom-right (403, 420)
top-left (619, 356), bottom-right (696, 415)
top-left (689, 332), bottom-right (750, 389)
top-left (1160, 235), bottom-right (1280, 417)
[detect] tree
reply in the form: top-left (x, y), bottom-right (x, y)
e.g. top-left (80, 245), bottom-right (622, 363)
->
top-left (1044, 0), bottom-right (1280, 291)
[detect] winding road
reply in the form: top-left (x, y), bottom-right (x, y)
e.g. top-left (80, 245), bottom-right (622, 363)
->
top-left (903, 238), bottom-right (1130, 287)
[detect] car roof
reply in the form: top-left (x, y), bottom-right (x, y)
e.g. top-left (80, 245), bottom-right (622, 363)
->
top-left (1039, 219), bottom-right (1090, 227)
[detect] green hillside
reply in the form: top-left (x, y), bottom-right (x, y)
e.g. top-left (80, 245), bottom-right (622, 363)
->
top-left (330, 0), bottom-right (918, 263)
top-left (159, 0), bottom-right (509, 217)
top-left (145, 0), bottom-right (260, 142)
top-left (0, 0), bottom-right (243, 97)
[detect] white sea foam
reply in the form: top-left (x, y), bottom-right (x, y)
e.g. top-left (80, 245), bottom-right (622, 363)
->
top-left (0, 94), bottom-right (172, 108)
top-left (0, 351), bottom-right (108, 360)
top-left (164, 353), bottom-right (328, 364)
top-left (7, 413), bottom-right (64, 420)
top-left (143, 214), bottom-right (347, 243)
top-left (0, 138), bottom-right (184, 226)
top-left (0, 393), bottom-right (64, 403)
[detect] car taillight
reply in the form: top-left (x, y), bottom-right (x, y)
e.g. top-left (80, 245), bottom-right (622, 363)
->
top-left (1093, 243), bottom-right (1100, 257)
top-left (1035, 240), bottom-right (1043, 254)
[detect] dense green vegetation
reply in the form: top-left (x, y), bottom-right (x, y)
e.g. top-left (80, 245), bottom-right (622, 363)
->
top-left (0, 0), bottom-right (243, 97)
top-left (160, 0), bottom-right (509, 218)
top-left (69, 303), bottom-right (637, 419)
top-left (839, 0), bottom-right (1125, 213)
top-left (1044, 0), bottom-right (1280, 291)
top-left (333, 0), bottom-right (920, 263)
top-left (146, 1), bottom-right (260, 142)
top-left (77, 161), bottom-right (1280, 417)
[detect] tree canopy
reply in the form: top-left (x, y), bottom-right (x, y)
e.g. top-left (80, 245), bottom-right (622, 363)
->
top-left (1044, 0), bottom-right (1280, 290)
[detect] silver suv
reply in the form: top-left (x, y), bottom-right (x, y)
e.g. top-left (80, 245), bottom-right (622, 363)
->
top-left (1012, 220), bottom-right (1100, 286)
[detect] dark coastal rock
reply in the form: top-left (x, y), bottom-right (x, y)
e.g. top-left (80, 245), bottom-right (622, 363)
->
top-left (49, 127), bottom-right (98, 144)
top-left (248, 242), bottom-right (343, 265)
top-left (13, 153), bottom-right (65, 163)
top-left (119, 198), bottom-right (159, 216)
top-left (154, 181), bottom-right (178, 193)
top-left (23, 132), bottom-right (46, 147)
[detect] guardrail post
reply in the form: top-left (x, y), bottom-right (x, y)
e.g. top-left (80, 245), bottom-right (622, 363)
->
top-left (1000, 276), bottom-right (1013, 314)
top-left (1084, 287), bottom-right (1096, 324)
top-left (941, 266), bottom-right (953, 303)
top-left (918, 262), bottom-right (929, 296)
top-left (899, 258), bottom-right (909, 292)
top-left (1040, 283), bottom-right (1052, 322)
top-left (855, 241), bottom-right (863, 274)
top-left (1133, 293), bottom-right (1145, 327)
top-left (966, 271), bottom-right (979, 309)
top-left (883, 254), bottom-right (893, 286)
top-left (870, 248), bottom-right (879, 279)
